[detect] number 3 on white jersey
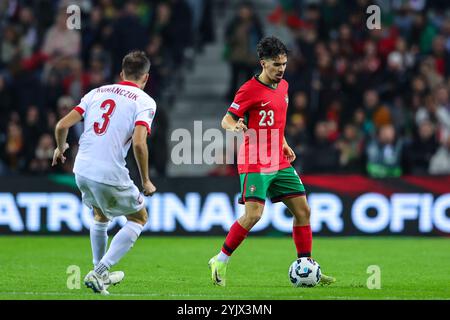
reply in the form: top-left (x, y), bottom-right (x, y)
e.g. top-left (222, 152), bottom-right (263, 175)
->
top-left (94, 99), bottom-right (116, 135)
top-left (259, 109), bottom-right (274, 126)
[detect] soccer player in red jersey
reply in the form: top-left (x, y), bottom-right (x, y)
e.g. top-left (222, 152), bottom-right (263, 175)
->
top-left (209, 36), bottom-right (335, 286)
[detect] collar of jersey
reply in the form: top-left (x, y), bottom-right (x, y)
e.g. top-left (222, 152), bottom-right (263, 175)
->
top-left (254, 74), bottom-right (278, 90)
top-left (117, 80), bottom-right (140, 88)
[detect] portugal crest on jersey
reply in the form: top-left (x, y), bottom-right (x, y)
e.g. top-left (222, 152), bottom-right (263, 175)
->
top-left (285, 94), bottom-right (289, 105)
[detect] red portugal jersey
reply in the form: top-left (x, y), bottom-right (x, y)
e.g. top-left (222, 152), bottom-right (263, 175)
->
top-left (227, 76), bottom-right (291, 174)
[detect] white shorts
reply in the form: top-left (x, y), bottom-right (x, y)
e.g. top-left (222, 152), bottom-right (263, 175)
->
top-left (75, 174), bottom-right (145, 220)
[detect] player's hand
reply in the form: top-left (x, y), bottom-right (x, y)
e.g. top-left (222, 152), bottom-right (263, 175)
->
top-left (234, 118), bottom-right (248, 132)
top-left (142, 180), bottom-right (156, 196)
top-left (51, 143), bottom-right (69, 166)
top-left (283, 144), bottom-right (296, 163)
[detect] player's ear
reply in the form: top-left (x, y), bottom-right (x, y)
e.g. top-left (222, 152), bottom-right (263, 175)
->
top-left (142, 73), bottom-right (149, 85)
top-left (119, 71), bottom-right (124, 81)
top-left (260, 59), bottom-right (265, 69)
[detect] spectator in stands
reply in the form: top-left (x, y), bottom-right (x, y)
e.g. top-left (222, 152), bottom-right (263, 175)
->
top-left (390, 96), bottom-right (413, 136)
top-left (363, 89), bottom-right (392, 133)
top-left (366, 124), bottom-right (404, 178)
top-left (41, 9), bottom-right (81, 59)
top-left (358, 40), bottom-right (383, 90)
top-left (1, 25), bottom-right (22, 66)
top-left (407, 120), bottom-right (439, 174)
top-left (411, 75), bottom-right (429, 99)
top-left (22, 105), bottom-right (44, 169)
top-left (302, 121), bottom-right (339, 173)
top-left (62, 58), bottom-right (91, 102)
top-left (335, 123), bottom-right (364, 173)
top-left (109, 1), bottom-right (148, 76)
top-left (87, 48), bottom-right (108, 89)
top-left (434, 84), bottom-right (450, 111)
top-left (28, 133), bottom-right (55, 174)
top-left (352, 108), bottom-right (374, 139)
top-left (1, 121), bottom-right (25, 173)
top-left (56, 95), bottom-right (82, 143)
top-left (167, 0), bottom-right (194, 67)
top-left (99, 0), bottom-right (118, 20)
top-left (288, 91), bottom-right (310, 128)
top-left (311, 48), bottom-right (338, 121)
top-left (17, 6), bottom-right (38, 60)
top-left (45, 111), bottom-right (58, 136)
top-left (0, 75), bottom-right (13, 132)
top-left (224, 1), bottom-right (263, 100)
top-left (431, 34), bottom-right (450, 77)
top-left (381, 38), bottom-right (414, 100)
top-left (419, 56), bottom-right (443, 90)
top-left (145, 35), bottom-right (167, 100)
top-left (195, 0), bottom-right (216, 51)
top-left (441, 17), bottom-right (450, 52)
top-left (416, 93), bottom-right (450, 139)
top-left (286, 113), bottom-right (310, 171)
top-left (324, 99), bottom-right (342, 142)
top-left (81, 6), bottom-right (112, 64)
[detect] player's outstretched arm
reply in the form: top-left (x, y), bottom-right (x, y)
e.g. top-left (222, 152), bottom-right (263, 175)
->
top-left (132, 125), bottom-right (156, 196)
top-left (221, 114), bottom-right (247, 132)
top-left (52, 109), bottom-right (82, 166)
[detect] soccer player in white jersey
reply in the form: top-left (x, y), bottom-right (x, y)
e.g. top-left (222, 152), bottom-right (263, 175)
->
top-left (52, 51), bottom-right (157, 295)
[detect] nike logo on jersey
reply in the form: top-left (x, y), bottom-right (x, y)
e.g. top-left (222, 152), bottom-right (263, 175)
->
top-left (261, 101), bottom-right (271, 106)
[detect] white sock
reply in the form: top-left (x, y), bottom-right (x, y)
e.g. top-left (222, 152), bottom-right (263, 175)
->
top-left (98, 221), bottom-right (144, 270)
top-left (217, 251), bottom-right (230, 263)
top-left (90, 221), bottom-right (109, 267)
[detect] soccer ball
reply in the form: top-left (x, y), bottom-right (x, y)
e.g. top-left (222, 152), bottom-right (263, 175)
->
top-left (288, 257), bottom-right (321, 287)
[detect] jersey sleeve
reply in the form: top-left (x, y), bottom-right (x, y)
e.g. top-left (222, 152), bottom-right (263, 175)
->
top-left (227, 86), bottom-right (255, 119)
top-left (73, 89), bottom-right (95, 117)
top-left (134, 97), bottom-right (157, 135)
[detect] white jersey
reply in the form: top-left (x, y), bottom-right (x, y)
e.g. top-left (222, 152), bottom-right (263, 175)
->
top-left (73, 81), bottom-right (156, 187)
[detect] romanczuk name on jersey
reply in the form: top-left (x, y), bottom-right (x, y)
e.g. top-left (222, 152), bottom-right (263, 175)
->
top-left (96, 86), bottom-right (139, 101)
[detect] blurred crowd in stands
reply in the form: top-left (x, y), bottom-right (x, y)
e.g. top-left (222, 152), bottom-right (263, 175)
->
top-left (1, 0), bottom-right (450, 178)
top-left (0, 0), bottom-right (214, 177)
top-left (222, 0), bottom-right (450, 177)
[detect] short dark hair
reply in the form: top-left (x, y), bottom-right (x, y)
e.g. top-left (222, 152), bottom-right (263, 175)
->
top-left (122, 50), bottom-right (151, 80)
top-left (256, 36), bottom-right (288, 60)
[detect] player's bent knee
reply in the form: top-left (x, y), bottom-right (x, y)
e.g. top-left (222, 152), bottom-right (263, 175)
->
top-left (141, 212), bottom-right (148, 225)
top-left (292, 205), bottom-right (311, 222)
top-left (298, 208), bottom-right (311, 221)
top-left (93, 208), bottom-right (109, 223)
top-left (243, 201), bottom-right (264, 226)
top-left (94, 215), bottom-right (109, 223)
top-left (246, 211), bottom-right (263, 225)
top-left (303, 206), bottom-right (311, 220)
top-left (126, 209), bottom-right (148, 226)
top-left (127, 216), bottom-right (147, 226)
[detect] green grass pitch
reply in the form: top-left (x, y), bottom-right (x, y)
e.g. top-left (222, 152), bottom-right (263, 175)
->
top-left (0, 236), bottom-right (449, 300)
